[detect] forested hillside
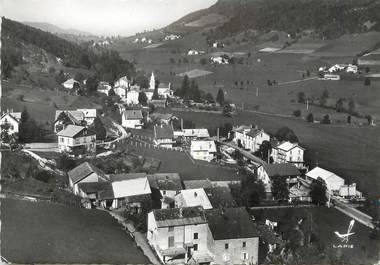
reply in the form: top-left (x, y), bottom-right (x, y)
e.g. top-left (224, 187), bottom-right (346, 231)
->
top-left (1, 17), bottom-right (134, 83)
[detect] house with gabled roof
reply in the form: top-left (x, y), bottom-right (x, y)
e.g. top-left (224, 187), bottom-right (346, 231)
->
top-left (272, 141), bottom-right (305, 168)
top-left (62, 78), bottom-right (80, 89)
top-left (122, 109), bottom-right (144, 129)
top-left (0, 110), bottom-right (21, 135)
top-left (190, 140), bottom-right (217, 162)
top-left (175, 188), bottom-right (213, 210)
top-left (258, 163), bottom-right (301, 193)
top-left (205, 207), bottom-right (259, 265)
top-left (67, 162), bottom-right (108, 195)
top-left (54, 109), bottom-right (97, 133)
top-left (305, 166), bottom-right (345, 192)
top-left (154, 124), bottom-right (175, 148)
top-left (147, 206), bottom-right (212, 264)
top-left (57, 125), bottom-right (96, 155)
top-left (232, 125), bottom-right (270, 152)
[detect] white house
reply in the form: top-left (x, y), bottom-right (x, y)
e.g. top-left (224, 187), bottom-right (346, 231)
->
top-left (114, 86), bottom-right (128, 100)
top-left (76, 109), bottom-right (97, 125)
top-left (306, 167), bottom-right (345, 192)
top-left (115, 76), bottom-right (131, 89)
top-left (62, 78), bottom-right (80, 89)
top-left (67, 162), bottom-right (108, 196)
top-left (147, 206), bottom-right (212, 264)
top-left (154, 124), bottom-right (175, 148)
top-left (126, 89), bottom-right (140, 105)
top-left (188, 49), bottom-right (199, 56)
top-left (97, 81), bottom-right (112, 95)
top-left (175, 188), bottom-right (213, 210)
top-left (0, 111), bottom-right (21, 135)
top-left (190, 140), bottom-right (217, 162)
top-left (210, 56), bottom-right (229, 64)
top-left (232, 125), bottom-right (270, 152)
top-left (158, 83), bottom-right (173, 98)
top-left (272, 141), bottom-right (305, 168)
top-left (57, 125), bottom-right (96, 155)
top-left (122, 109), bottom-right (144, 129)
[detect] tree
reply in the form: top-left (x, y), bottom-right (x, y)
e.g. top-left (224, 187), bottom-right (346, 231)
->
top-left (306, 113), bottom-right (314, 123)
top-left (366, 115), bottom-right (373, 125)
top-left (348, 98), bottom-right (356, 114)
top-left (86, 75), bottom-right (99, 94)
top-left (365, 77), bottom-right (371, 86)
top-left (92, 117), bottom-right (106, 140)
top-left (55, 70), bottom-right (66, 84)
top-left (321, 114), bottom-right (331, 124)
top-left (293, 109), bottom-right (301, 117)
top-left (138, 91), bottom-right (148, 106)
top-left (152, 85), bottom-right (159, 100)
top-left (347, 115), bottom-right (351, 124)
top-left (216, 88), bottom-right (225, 105)
top-left (135, 75), bottom-right (149, 89)
top-left (335, 98), bottom-right (345, 112)
top-left (256, 140), bottom-right (272, 162)
top-left (271, 177), bottom-right (289, 201)
top-left (320, 89), bottom-right (329, 107)
top-left (275, 127), bottom-right (298, 143)
top-left (204, 92), bottom-right (214, 103)
top-left (297, 92), bottom-right (306, 103)
top-left (310, 181), bottom-right (327, 205)
top-left (74, 72), bottom-right (85, 83)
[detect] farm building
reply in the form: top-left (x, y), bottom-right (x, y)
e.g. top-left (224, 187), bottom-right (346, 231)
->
top-left (0, 110), bottom-right (21, 135)
top-left (154, 124), bottom-right (175, 148)
top-left (57, 125), bottom-right (96, 155)
top-left (305, 166), bottom-right (345, 192)
top-left (54, 109), bottom-right (97, 133)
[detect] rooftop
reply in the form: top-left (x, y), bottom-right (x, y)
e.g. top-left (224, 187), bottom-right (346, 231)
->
top-left (205, 207), bottom-right (258, 240)
top-left (123, 109), bottom-right (143, 120)
top-left (276, 141), bottom-right (304, 151)
top-left (263, 163), bottom-right (300, 177)
top-left (176, 188), bottom-right (213, 210)
top-left (183, 179), bottom-right (213, 189)
top-left (111, 177), bottom-right (151, 199)
top-left (55, 110), bottom-right (84, 124)
top-left (306, 166), bottom-right (344, 183)
top-left (57, 125), bottom-right (92, 138)
top-left (190, 140), bottom-right (217, 152)
top-left (154, 124), bottom-right (174, 139)
top-left (204, 187), bottom-right (237, 208)
top-left (148, 173), bottom-right (182, 191)
top-left (153, 206), bottom-right (206, 227)
top-left (109, 173), bottom-right (147, 182)
top-left (183, 129), bottom-right (210, 138)
top-left (67, 162), bottom-right (106, 184)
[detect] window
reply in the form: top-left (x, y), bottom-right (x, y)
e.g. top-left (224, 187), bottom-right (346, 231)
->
top-left (193, 233), bottom-right (198, 239)
top-left (168, 236), bottom-right (174, 247)
top-left (242, 252), bottom-right (248, 260)
top-left (162, 190), bottom-right (166, 195)
top-left (168, 226), bottom-right (174, 232)
top-left (242, 241), bottom-right (246, 248)
top-left (193, 244), bottom-right (198, 251)
top-left (225, 243), bottom-right (229, 249)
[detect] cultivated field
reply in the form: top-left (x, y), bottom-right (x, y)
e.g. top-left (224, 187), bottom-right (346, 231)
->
top-left (1, 198), bottom-right (149, 264)
top-left (250, 207), bottom-right (380, 264)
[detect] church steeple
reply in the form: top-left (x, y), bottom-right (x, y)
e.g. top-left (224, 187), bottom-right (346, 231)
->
top-left (149, 71), bottom-right (155, 90)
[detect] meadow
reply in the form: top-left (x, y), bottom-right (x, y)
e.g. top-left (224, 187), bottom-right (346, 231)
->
top-left (1, 198), bottom-right (149, 264)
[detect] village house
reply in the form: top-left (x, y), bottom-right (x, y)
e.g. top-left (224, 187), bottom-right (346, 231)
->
top-left (97, 81), bottom-right (112, 95)
top-left (154, 124), bottom-right (175, 148)
top-left (0, 110), bottom-right (21, 135)
top-left (122, 109), bottom-right (144, 129)
top-left (147, 206), bottom-right (212, 264)
top-left (205, 207), bottom-right (259, 265)
top-left (158, 83), bottom-right (173, 98)
top-left (175, 128), bottom-right (210, 140)
top-left (99, 173), bottom-right (152, 211)
top-left (67, 162), bottom-right (108, 196)
top-left (76, 109), bottom-right (97, 125)
top-left (232, 125), bottom-right (270, 152)
top-left (175, 188), bottom-right (213, 210)
top-left (271, 141), bottom-right (305, 168)
top-left (54, 109), bottom-right (97, 133)
top-left (114, 75), bottom-right (131, 89)
top-left (305, 166), bottom-right (345, 192)
top-left (150, 113), bottom-right (177, 125)
top-left (126, 89), bottom-right (140, 105)
top-left (164, 34), bottom-right (181, 41)
top-left (150, 99), bottom-right (168, 108)
top-left (62, 78), bottom-right (80, 89)
top-left (188, 49), bottom-right (199, 56)
top-left (148, 173), bottom-right (183, 209)
top-left (259, 163), bottom-right (301, 194)
top-left (190, 140), bottom-right (217, 162)
top-left (57, 125), bottom-right (96, 155)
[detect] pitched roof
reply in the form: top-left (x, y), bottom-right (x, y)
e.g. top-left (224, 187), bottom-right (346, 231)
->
top-left (183, 129), bottom-right (210, 138)
top-left (67, 162), bottom-right (105, 184)
top-left (233, 125), bottom-right (267, 138)
top-left (204, 187), bottom-right (237, 208)
top-left (109, 173), bottom-right (147, 182)
top-left (255, 224), bottom-right (283, 245)
top-left (306, 167), bottom-right (344, 184)
top-left (77, 182), bottom-right (111, 194)
top-left (190, 140), bottom-right (217, 153)
top-left (183, 179), bottom-right (213, 189)
top-left (263, 163), bottom-right (300, 177)
top-left (154, 124), bottom-right (174, 139)
top-left (77, 109), bottom-right (97, 118)
top-left (153, 206), bottom-right (207, 228)
top-left (55, 110), bottom-right (84, 124)
top-left (176, 189), bottom-right (213, 210)
top-left (205, 207), bottom-right (258, 240)
top-left (276, 141), bottom-right (305, 151)
top-left (62, 78), bottom-right (79, 86)
top-left (1, 112), bottom-right (22, 123)
top-left (148, 173), bottom-right (182, 191)
top-left (123, 109), bottom-right (143, 120)
top-left (56, 125), bottom-right (90, 138)
top-left (158, 83), bottom-right (171, 89)
top-left (111, 177), bottom-right (151, 198)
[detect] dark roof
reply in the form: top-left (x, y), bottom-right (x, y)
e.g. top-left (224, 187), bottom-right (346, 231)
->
top-left (153, 206), bottom-right (206, 227)
top-left (124, 109), bottom-right (143, 120)
top-left (183, 179), bottom-right (213, 189)
top-left (263, 163), bottom-right (300, 178)
top-left (205, 207), bottom-right (258, 240)
top-left (98, 183), bottom-right (115, 200)
top-left (204, 187), bottom-right (237, 208)
top-left (148, 173), bottom-right (182, 191)
top-left (154, 124), bottom-right (174, 139)
top-left (255, 224), bottom-right (283, 245)
top-left (67, 162), bottom-right (105, 184)
top-left (57, 125), bottom-right (95, 138)
top-left (247, 128), bottom-right (266, 138)
top-left (109, 173), bottom-right (147, 182)
top-left (77, 182), bottom-right (111, 194)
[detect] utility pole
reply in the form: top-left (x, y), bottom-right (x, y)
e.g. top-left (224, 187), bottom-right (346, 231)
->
top-left (256, 87), bottom-right (258, 97)
top-left (217, 127), bottom-right (220, 141)
top-left (241, 102), bottom-right (244, 111)
top-left (306, 99), bottom-right (309, 111)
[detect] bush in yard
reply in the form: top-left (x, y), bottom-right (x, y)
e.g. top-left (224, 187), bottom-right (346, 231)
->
top-left (310, 181), bottom-right (327, 206)
top-left (92, 117), bottom-right (107, 140)
top-left (293, 109), bottom-right (301, 117)
top-left (321, 114), bottom-right (331, 124)
top-left (364, 77), bottom-right (371, 86)
top-left (297, 92), bottom-right (306, 103)
top-left (35, 170), bottom-right (55, 183)
top-left (275, 127), bottom-right (298, 143)
top-left (57, 155), bottom-right (77, 171)
top-left (306, 113), bottom-right (314, 123)
top-left (271, 177), bottom-right (289, 201)
top-left (347, 115), bottom-right (351, 124)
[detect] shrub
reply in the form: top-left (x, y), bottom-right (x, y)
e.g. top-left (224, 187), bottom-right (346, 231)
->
top-left (364, 77), bottom-right (371, 86)
top-left (306, 113), bottom-right (314, 123)
top-left (321, 114), bottom-right (331, 124)
top-left (293, 110), bottom-right (301, 117)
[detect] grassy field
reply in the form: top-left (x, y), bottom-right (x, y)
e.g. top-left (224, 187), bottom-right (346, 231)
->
top-left (1, 198), bottom-right (149, 264)
top-left (168, 110), bottom-right (380, 197)
top-left (250, 207), bottom-right (380, 264)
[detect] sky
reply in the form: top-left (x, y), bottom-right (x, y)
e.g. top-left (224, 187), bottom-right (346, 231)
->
top-left (1, 0), bottom-right (217, 36)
